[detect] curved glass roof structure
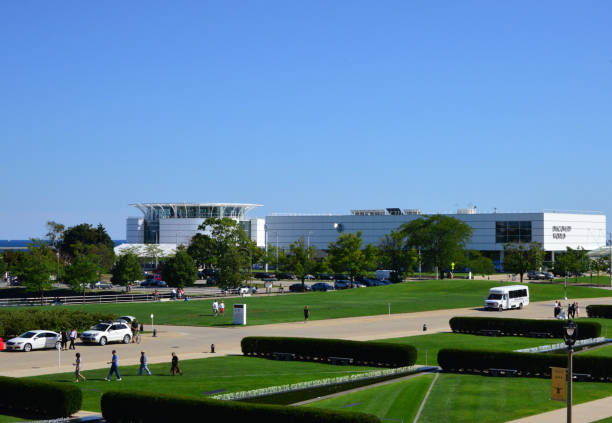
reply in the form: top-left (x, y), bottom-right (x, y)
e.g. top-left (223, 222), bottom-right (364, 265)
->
top-left (129, 203), bottom-right (262, 220)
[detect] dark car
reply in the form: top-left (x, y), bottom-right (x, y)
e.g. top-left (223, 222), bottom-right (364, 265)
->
top-left (289, 283), bottom-right (311, 292)
top-left (277, 273), bottom-right (297, 280)
top-left (334, 280), bottom-right (351, 290)
top-left (142, 280), bottom-right (167, 287)
top-left (541, 272), bottom-right (554, 281)
top-left (311, 282), bottom-right (334, 292)
top-left (318, 274), bottom-right (334, 280)
top-left (362, 278), bottom-right (379, 287)
top-left (258, 272), bottom-right (274, 280)
top-left (334, 274), bottom-right (349, 280)
top-left (527, 271), bottom-right (545, 280)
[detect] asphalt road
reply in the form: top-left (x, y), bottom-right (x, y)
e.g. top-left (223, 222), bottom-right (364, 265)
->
top-left (1, 297), bottom-right (610, 378)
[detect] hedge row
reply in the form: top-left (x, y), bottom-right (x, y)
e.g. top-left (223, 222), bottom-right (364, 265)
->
top-left (241, 337), bottom-right (417, 368)
top-left (449, 317), bottom-right (601, 339)
top-left (0, 309), bottom-right (117, 339)
top-left (0, 376), bottom-right (82, 419)
top-left (101, 390), bottom-right (381, 423)
top-left (586, 305), bottom-right (612, 319)
top-left (438, 349), bottom-right (612, 380)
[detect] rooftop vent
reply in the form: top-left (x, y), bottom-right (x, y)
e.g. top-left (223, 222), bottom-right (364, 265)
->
top-left (351, 209), bottom-right (386, 216)
top-left (386, 208), bottom-right (402, 215)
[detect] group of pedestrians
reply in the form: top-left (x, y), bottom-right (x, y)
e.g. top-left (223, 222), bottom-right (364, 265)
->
top-left (212, 299), bottom-right (225, 316)
top-left (553, 300), bottom-right (580, 319)
top-left (60, 328), bottom-right (78, 351)
top-left (72, 350), bottom-right (184, 382)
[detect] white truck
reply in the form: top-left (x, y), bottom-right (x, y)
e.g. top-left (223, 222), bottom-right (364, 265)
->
top-left (484, 285), bottom-right (529, 311)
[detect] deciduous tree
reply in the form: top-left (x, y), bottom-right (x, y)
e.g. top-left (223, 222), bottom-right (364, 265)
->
top-left (327, 231), bottom-right (369, 286)
top-left (14, 239), bottom-right (56, 303)
top-left (378, 230), bottom-right (417, 282)
top-left (287, 238), bottom-right (317, 288)
top-left (502, 242), bottom-right (544, 283)
top-left (111, 252), bottom-right (143, 286)
top-left (65, 253), bottom-right (100, 292)
top-left (162, 248), bottom-right (198, 288)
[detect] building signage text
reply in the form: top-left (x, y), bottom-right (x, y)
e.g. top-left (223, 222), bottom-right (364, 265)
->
top-left (552, 226), bottom-right (572, 240)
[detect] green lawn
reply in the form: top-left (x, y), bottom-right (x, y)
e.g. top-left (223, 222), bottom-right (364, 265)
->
top-left (14, 280), bottom-right (612, 327)
top-left (309, 372), bottom-right (612, 423)
top-left (305, 373), bottom-right (435, 422)
top-left (579, 344), bottom-right (612, 357)
top-left (0, 415), bottom-right (27, 422)
top-left (30, 355), bottom-right (377, 412)
top-left (379, 333), bottom-right (563, 366)
top-left (553, 275), bottom-right (612, 285)
top-left (418, 373), bottom-right (612, 423)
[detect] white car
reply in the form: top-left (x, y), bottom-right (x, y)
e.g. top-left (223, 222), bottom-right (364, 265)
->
top-left (93, 281), bottom-right (113, 289)
top-left (117, 315), bottom-right (137, 324)
top-left (80, 322), bottom-right (132, 346)
top-left (5, 330), bottom-right (61, 352)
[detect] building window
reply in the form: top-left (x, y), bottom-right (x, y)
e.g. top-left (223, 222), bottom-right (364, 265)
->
top-left (496, 221), bottom-right (531, 243)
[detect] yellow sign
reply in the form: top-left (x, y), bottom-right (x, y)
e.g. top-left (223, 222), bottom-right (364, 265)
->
top-left (451, 262), bottom-right (455, 270)
top-left (551, 367), bottom-right (566, 401)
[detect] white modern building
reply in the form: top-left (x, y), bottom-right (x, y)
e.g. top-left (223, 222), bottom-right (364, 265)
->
top-left (124, 203), bottom-right (265, 247)
top-left (264, 208), bottom-right (607, 267)
top-left (120, 203), bottom-right (606, 269)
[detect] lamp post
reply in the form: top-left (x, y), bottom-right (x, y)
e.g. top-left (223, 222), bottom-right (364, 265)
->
top-left (563, 320), bottom-right (578, 423)
top-left (264, 224), bottom-right (268, 272)
top-left (609, 232), bottom-right (611, 288)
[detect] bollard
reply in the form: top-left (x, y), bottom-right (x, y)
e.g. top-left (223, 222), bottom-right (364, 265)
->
top-left (140, 323), bottom-right (144, 332)
top-left (423, 323), bottom-right (427, 331)
top-left (153, 328), bottom-right (157, 337)
top-left (211, 343), bottom-right (215, 353)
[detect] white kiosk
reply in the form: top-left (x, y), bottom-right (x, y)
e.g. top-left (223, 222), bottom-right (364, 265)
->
top-left (233, 304), bottom-right (247, 325)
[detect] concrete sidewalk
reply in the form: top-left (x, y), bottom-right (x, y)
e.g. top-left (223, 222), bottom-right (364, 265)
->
top-left (506, 396), bottom-right (612, 423)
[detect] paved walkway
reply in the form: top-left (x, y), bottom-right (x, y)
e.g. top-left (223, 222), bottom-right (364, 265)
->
top-left (1, 297), bottom-right (610, 377)
top-left (506, 396), bottom-right (612, 423)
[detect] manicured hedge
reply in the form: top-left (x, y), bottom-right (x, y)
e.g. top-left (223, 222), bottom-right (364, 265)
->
top-left (449, 317), bottom-right (601, 339)
top-left (0, 376), bottom-right (82, 419)
top-left (0, 309), bottom-right (116, 338)
top-left (101, 390), bottom-right (381, 423)
top-left (438, 349), bottom-right (612, 381)
top-left (586, 305), bottom-right (612, 319)
top-left (241, 337), bottom-right (417, 368)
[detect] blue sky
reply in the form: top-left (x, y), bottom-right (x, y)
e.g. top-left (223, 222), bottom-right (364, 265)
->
top-left (1, 1), bottom-right (611, 239)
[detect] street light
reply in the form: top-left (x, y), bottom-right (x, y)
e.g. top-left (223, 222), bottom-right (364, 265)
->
top-left (563, 320), bottom-right (578, 423)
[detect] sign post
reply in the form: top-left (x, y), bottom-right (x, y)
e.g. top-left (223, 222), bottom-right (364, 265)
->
top-left (150, 313), bottom-right (154, 333)
top-left (551, 367), bottom-right (566, 401)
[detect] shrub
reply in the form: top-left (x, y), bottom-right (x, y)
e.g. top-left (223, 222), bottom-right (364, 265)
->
top-left (586, 305), bottom-right (612, 319)
top-left (241, 337), bottom-right (416, 367)
top-left (0, 376), bottom-right (82, 419)
top-left (101, 390), bottom-right (381, 423)
top-left (438, 349), bottom-right (612, 380)
top-left (449, 317), bottom-right (600, 339)
top-left (0, 309), bottom-right (116, 338)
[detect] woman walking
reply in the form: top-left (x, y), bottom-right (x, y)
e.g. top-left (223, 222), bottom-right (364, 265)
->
top-left (74, 353), bottom-right (86, 383)
top-left (170, 352), bottom-right (182, 376)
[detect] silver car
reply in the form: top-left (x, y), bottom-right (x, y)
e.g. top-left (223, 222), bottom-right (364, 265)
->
top-left (5, 330), bottom-right (61, 352)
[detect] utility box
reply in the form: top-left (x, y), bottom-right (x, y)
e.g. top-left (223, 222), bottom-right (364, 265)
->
top-left (233, 304), bottom-right (247, 325)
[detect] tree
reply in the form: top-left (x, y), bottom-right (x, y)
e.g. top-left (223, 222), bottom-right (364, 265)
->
top-left (0, 255), bottom-right (7, 277)
top-left (187, 234), bottom-right (218, 269)
top-left (143, 244), bottom-right (165, 270)
top-left (287, 238), bottom-right (317, 288)
top-left (261, 245), bottom-right (287, 272)
top-left (60, 223), bottom-right (115, 259)
top-left (162, 248), bottom-right (198, 288)
top-left (554, 247), bottom-right (589, 282)
top-left (14, 239), bottom-right (56, 303)
top-left (111, 252), bottom-right (143, 286)
top-left (216, 247), bottom-right (247, 288)
top-left (502, 242), bottom-right (544, 283)
top-left (462, 250), bottom-right (497, 278)
top-left (64, 253), bottom-right (100, 292)
top-left (399, 215), bottom-right (473, 279)
top-left (378, 230), bottom-right (418, 282)
top-left (327, 231), bottom-right (369, 286)
top-left (45, 221), bottom-right (65, 247)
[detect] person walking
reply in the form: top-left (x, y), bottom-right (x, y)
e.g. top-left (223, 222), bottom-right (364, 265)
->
top-left (60, 328), bottom-right (68, 351)
top-left (212, 299), bottom-right (219, 317)
top-left (105, 350), bottom-right (121, 381)
top-left (74, 352), bottom-right (86, 383)
top-left (219, 301), bottom-right (225, 316)
top-left (170, 352), bottom-right (182, 376)
top-left (304, 305), bottom-right (310, 322)
top-left (69, 328), bottom-right (77, 350)
top-left (575, 302), bottom-right (580, 318)
top-left (139, 351), bottom-right (151, 376)
top-left (553, 300), bottom-right (560, 318)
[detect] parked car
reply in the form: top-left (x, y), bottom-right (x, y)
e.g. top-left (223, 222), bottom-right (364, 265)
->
top-left (239, 286), bottom-right (258, 294)
top-left (362, 278), bottom-right (379, 287)
top-left (289, 283), bottom-right (311, 292)
top-left (5, 330), bottom-right (61, 352)
top-left (277, 273), bottom-right (297, 280)
top-left (334, 280), bottom-right (351, 289)
top-left (541, 272), bottom-right (554, 281)
top-left (258, 272), bottom-right (274, 279)
top-left (527, 271), bottom-right (546, 280)
top-left (318, 274), bottom-right (334, 280)
top-left (304, 274), bottom-right (316, 280)
top-left (80, 322), bottom-right (132, 346)
top-left (334, 274), bottom-right (349, 280)
top-left (93, 281), bottom-right (113, 289)
top-left (311, 282), bottom-right (334, 291)
top-left (140, 280), bottom-right (167, 287)
top-left (117, 315), bottom-right (137, 324)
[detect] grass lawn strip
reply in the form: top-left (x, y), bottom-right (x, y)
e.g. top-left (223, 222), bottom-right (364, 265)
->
top-left (212, 365), bottom-right (424, 401)
top-left (9, 281), bottom-right (612, 327)
top-left (304, 373), bottom-right (435, 423)
top-left (29, 356), bottom-right (377, 412)
top-left (418, 373), bottom-right (612, 423)
top-left (579, 344), bottom-right (612, 357)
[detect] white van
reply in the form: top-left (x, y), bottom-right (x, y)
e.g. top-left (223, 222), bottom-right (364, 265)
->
top-left (484, 285), bottom-right (529, 311)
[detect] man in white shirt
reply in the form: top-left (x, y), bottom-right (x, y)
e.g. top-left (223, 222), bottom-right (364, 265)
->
top-left (212, 299), bottom-right (219, 316)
